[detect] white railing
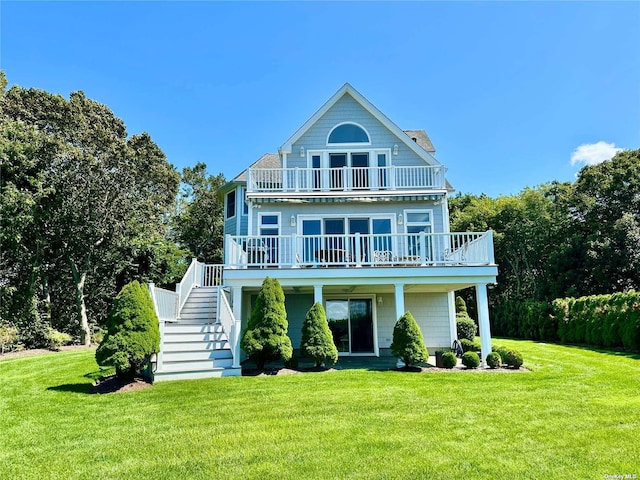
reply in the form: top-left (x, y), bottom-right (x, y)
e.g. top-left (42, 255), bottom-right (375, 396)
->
top-left (248, 165), bottom-right (445, 193)
top-left (203, 264), bottom-right (223, 287)
top-left (149, 285), bottom-right (179, 321)
top-left (176, 258), bottom-right (199, 313)
top-left (225, 231), bottom-right (494, 269)
top-left (218, 289), bottom-right (241, 367)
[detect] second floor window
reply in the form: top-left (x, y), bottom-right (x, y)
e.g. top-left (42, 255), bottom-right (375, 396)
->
top-left (226, 190), bottom-right (236, 219)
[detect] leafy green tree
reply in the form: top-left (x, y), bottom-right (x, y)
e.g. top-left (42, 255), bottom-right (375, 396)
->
top-left (95, 281), bottom-right (160, 379)
top-left (173, 163), bottom-right (226, 264)
top-left (300, 302), bottom-right (338, 367)
top-left (1, 78), bottom-right (180, 345)
top-left (240, 277), bottom-right (292, 370)
top-left (390, 311), bottom-right (428, 367)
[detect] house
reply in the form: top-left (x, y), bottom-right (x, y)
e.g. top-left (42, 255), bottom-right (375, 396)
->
top-left (149, 83), bottom-right (498, 381)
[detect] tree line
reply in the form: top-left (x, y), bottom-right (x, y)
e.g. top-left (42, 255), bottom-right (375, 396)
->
top-left (2, 74), bottom-right (638, 350)
top-left (0, 74), bottom-right (225, 348)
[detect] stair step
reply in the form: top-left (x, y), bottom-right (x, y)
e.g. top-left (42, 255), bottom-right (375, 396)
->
top-left (161, 357), bottom-right (234, 371)
top-left (164, 349), bottom-right (232, 362)
top-left (163, 340), bottom-right (230, 352)
top-left (165, 322), bottom-right (223, 333)
top-left (153, 367), bottom-right (241, 382)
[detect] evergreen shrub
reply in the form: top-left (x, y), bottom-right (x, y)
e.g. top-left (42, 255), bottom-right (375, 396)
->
top-left (45, 327), bottom-right (72, 351)
top-left (504, 350), bottom-right (524, 369)
top-left (486, 351), bottom-right (502, 369)
top-left (456, 316), bottom-right (477, 342)
top-left (95, 281), bottom-right (160, 379)
top-left (300, 302), bottom-right (338, 367)
top-left (240, 277), bottom-right (293, 370)
top-left (461, 351), bottom-right (480, 369)
top-left (390, 311), bottom-right (428, 367)
top-left (441, 351), bottom-right (457, 369)
top-left (460, 338), bottom-right (481, 352)
top-left (0, 325), bottom-right (19, 353)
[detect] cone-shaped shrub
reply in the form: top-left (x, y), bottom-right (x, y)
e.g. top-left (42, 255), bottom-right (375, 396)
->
top-left (95, 281), bottom-right (160, 379)
top-left (301, 302), bottom-right (338, 367)
top-left (456, 315), bottom-right (477, 341)
top-left (455, 296), bottom-right (468, 314)
top-left (240, 277), bottom-right (292, 370)
top-left (390, 311), bottom-right (428, 367)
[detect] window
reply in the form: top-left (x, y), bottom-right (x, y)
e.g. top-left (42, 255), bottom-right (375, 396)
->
top-left (405, 210), bottom-right (432, 258)
top-left (328, 123), bottom-right (370, 144)
top-left (225, 190), bottom-right (236, 219)
top-left (241, 188), bottom-right (248, 215)
top-left (259, 213), bottom-right (280, 264)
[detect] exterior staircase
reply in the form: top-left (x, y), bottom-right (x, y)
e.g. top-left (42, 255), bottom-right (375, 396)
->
top-left (152, 286), bottom-right (242, 382)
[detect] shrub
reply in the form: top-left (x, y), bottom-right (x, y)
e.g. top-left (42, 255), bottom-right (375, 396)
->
top-left (504, 350), bottom-right (524, 369)
top-left (300, 302), bottom-right (338, 367)
top-left (390, 311), bottom-right (428, 367)
top-left (460, 338), bottom-right (481, 352)
top-left (456, 315), bottom-right (477, 341)
top-left (240, 277), bottom-right (293, 370)
top-left (486, 351), bottom-right (502, 369)
top-left (95, 281), bottom-right (160, 379)
top-left (45, 327), bottom-right (72, 351)
top-left (441, 351), bottom-right (457, 369)
top-left (461, 351), bottom-right (480, 369)
top-left (0, 325), bottom-right (19, 354)
top-left (494, 345), bottom-right (509, 362)
top-left (455, 296), bottom-right (468, 314)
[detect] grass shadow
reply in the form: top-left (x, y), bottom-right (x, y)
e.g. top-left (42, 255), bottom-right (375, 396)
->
top-left (47, 383), bottom-right (93, 394)
top-left (560, 343), bottom-right (640, 360)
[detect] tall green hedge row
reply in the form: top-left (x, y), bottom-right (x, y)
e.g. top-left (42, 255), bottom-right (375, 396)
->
top-left (553, 292), bottom-right (640, 350)
top-left (492, 292), bottom-right (640, 351)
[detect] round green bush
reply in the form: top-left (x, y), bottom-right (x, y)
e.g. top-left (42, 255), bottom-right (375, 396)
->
top-left (456, 315), bottom-right (477, 341)
top-left (486, 351), bottom-right (502, 369)
top-left (504, 350), bottom-right (524, 369)
top-left (494, 345), bottom-right (509, 362)
top-left (391, 311), bottom-right (428, 367)
top-left (460, 338), bottom-right (481, 352)
top-left (441, 351), bottom-right (457, 369)
top-left (461, 351), bottom-right (480, 369)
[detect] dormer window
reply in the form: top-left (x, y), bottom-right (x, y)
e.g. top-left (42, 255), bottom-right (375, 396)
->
top-left (327, 123), bottom-right (370, 144)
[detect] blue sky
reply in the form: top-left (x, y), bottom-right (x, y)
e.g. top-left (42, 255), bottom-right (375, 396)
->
top-left (1, 1), bottom-right (638, 197)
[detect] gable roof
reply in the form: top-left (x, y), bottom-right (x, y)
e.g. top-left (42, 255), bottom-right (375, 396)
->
top-left (403, 129), bottom-right (435, 153)
top-left (280, 83), bottom-right (440, 165)
top-left (231, 152), bottom-right (281, 182)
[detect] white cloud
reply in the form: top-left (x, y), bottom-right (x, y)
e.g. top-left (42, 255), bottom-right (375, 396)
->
top-left (570, 141), bottom-right (624, 166)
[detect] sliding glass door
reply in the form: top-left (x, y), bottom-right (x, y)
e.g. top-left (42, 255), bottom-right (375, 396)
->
top-left (326, 298), bottom-right (375, 355)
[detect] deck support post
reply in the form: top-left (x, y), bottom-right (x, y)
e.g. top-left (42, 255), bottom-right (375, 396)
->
top-left (475, 283), bottom-right (492, 367)
top-left (394, 283), bottom-right (406, 367)
top-left (231, 287), bottom-right (243, 369)
top-left (313, 285), bottom-right (323, 305)
top-left (448, 291), bottom-right (457, 344)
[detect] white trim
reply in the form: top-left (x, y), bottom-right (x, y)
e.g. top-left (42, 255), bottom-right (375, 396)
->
top-left (258, 212), bottom-right (281, 233)
top-left (324, 295), bottom-right (379, 356)
top-left (296, 214), bottom-right (396, 235)
top-left (326, 121), bottom-right (372, 146)
top-left (279, 83), bottom-right (440, 166)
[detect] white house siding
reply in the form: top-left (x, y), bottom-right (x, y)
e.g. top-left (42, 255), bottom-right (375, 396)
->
top-left (404, 292), bottom-right (452, 350)
top-left (289, 94), bottom-right (432, 169)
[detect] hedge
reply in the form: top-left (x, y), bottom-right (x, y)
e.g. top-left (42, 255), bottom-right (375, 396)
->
top-left (491, 291), bottom-right (640, 351)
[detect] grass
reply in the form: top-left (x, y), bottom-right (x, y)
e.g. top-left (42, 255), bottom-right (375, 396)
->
top-left (0, 340), bottom-right (639, 479)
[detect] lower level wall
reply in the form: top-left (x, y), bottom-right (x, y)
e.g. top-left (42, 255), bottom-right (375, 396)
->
top-left (248, 291), bottom-right (452, 354)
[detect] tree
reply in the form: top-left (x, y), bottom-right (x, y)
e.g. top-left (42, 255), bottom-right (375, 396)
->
top-left (240, 277), bottom-right (292, 370)
top-left (390, 311), bottom-right (428, 367)
top-left (95, 281), bottom-right (160, 379)
top-left (300, 302), bottom-right (338, 367)
top-left (173, 163), bottom-right (226, 264)
top-left (1, 79), bottom-right (180, 345)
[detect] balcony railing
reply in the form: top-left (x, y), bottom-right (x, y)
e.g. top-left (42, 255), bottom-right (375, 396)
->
top-left (247, 165), bottom-right (445, 193)
top-left (225, 231), bottom-right (494, 269)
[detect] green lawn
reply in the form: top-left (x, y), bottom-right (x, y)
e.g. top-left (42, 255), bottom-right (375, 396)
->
top-left (1, 340), bottom-right (639, 480)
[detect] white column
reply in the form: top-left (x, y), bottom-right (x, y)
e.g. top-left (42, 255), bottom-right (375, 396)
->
top-left (314, 285), bottom-right (323, 305)
top-left (476, 283), bottom-right (492, 366)
top-left (448, 291), bottom-right (457, 344)
top-left (394, 284), bottom-right (405, 321)
top-left (232, 286), bottom-right (243, 368)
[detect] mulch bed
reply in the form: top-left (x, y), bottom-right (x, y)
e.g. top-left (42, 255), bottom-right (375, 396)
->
top-left (90, 375), bottom-right (153, 394)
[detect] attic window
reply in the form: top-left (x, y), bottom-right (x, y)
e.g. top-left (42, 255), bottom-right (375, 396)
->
top-left (328, 123), bottom-right (370, 144)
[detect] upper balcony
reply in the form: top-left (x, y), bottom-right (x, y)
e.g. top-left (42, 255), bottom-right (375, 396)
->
top-left (247, 165), bottom-right (446, 196)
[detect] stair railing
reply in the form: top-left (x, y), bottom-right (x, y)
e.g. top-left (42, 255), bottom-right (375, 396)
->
top-left (176, 258), bottom-right (200, 315)
top-left (218, 288), bottom-right (241, 368)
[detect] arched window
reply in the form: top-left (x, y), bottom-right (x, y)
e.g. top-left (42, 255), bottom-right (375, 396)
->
top-left (327, 123), bottom-right (370, 144)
